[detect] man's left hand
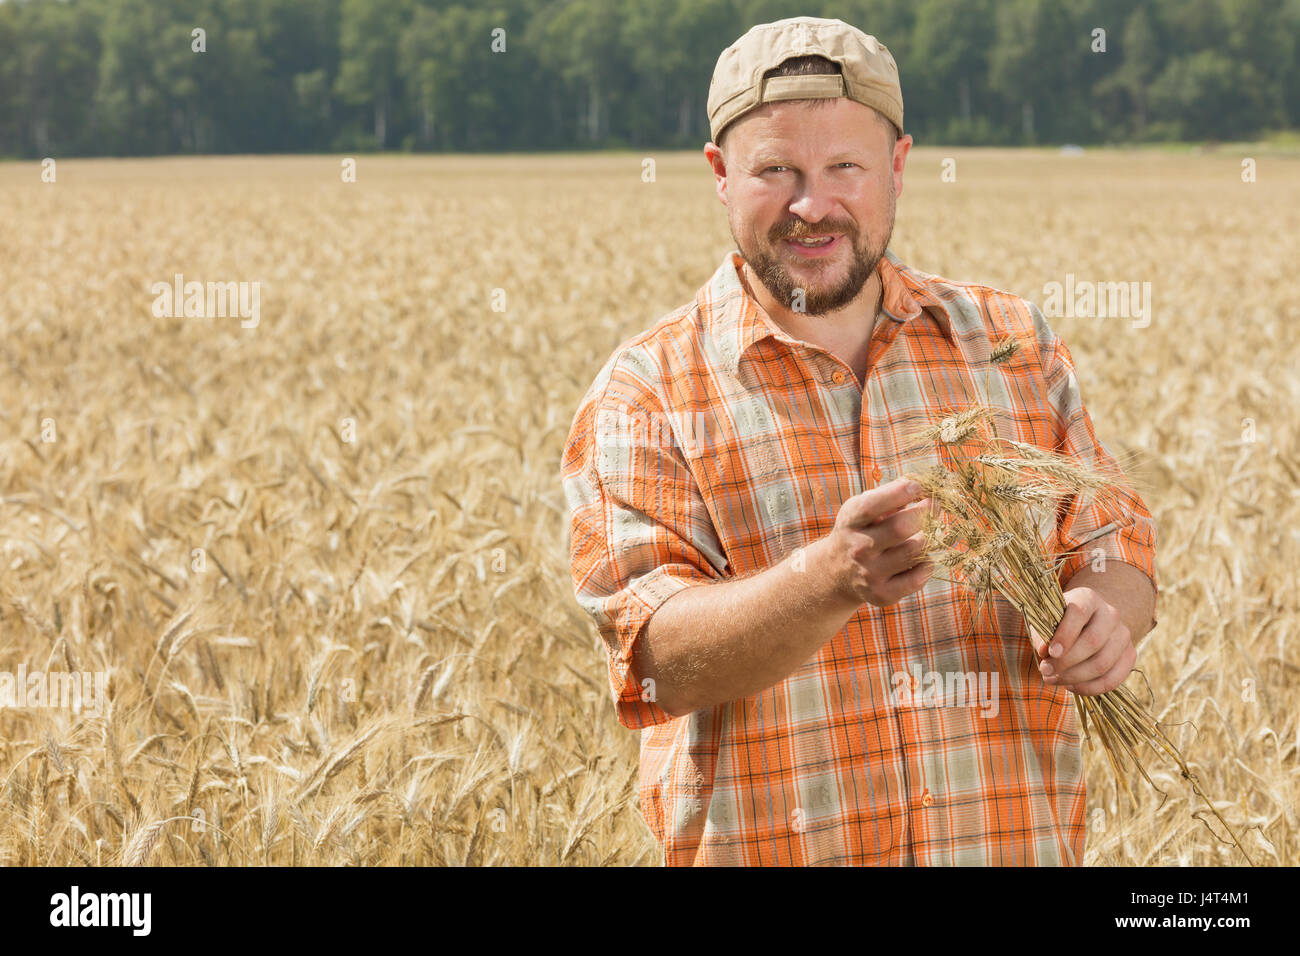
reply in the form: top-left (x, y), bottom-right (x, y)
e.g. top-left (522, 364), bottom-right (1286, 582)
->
top-left (1029, 587), bottom-right (1136, 695)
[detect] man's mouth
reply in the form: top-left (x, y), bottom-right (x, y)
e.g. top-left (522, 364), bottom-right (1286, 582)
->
top-left (782, 234), bottom-right (842, 257)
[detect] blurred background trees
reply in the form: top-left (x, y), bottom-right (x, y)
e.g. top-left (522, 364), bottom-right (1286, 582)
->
top-left (0, 0), bottom-right (1296, 156)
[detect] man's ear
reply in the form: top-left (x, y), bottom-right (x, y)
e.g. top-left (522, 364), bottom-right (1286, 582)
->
top-left (704, 142), bottom-right (727, 205)
top-left (892, 132), bottom-right (912, 200)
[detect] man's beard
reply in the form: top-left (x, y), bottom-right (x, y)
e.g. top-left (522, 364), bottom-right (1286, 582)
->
top-left (736, 193), bottom-right (894, 316)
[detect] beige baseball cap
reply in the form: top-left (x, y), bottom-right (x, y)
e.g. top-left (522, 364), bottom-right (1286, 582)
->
top-left (707, 16), bottom-right (903, 146)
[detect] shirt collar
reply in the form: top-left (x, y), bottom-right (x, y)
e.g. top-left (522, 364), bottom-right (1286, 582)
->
top-left (705, 248), bottom-right (954, 375)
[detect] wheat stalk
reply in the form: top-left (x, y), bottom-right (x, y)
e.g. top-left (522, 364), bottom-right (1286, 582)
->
top-left (123, 815), bottom-right (253, 865)
top-left (902, 399), bottom-right (1256, 866)
top-left (122, 818), bottom-right (169, 866)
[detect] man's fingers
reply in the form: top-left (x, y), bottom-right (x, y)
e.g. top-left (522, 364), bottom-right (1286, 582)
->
top-left (1066, 643), bottom-right (1137, 696)
top-left (879, 531), bottom-right (930, 578)
top-left (1028, 625), bottom-right (1049, 660)
top-left (876, 555), bottom-right (935, 604)
top-left (863, 498), bottom-right (930, 550)
top-left (1047, 595), bottom-right (1091, 658)
top-left (1046, 632), bottom-right (1126, 686)
top-left (844, 477), bottom-right (926, 530)
top-left (1051, 614), bottom-right (1111, 672)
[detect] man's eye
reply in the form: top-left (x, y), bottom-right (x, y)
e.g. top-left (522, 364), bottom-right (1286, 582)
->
top-left (763, 164), bottom-right (856, 172)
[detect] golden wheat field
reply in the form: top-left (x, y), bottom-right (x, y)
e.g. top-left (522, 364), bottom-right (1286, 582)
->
top-left (0, 148), bottom-right (1296, 866)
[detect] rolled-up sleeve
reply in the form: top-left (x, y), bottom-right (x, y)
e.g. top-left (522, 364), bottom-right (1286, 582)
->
top-left (560, 357), bottom-right (728, 729)
top-left (1030, 304), bottom-right (1158, 616)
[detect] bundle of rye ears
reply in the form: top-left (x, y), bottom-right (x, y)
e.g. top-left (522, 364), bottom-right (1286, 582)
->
top-left (898, 334), bottom-right (1255, 865)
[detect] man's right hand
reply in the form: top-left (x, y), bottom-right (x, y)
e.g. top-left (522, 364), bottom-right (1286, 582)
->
top-left (815, 477), bottom-right (936, 608)
top-left (637, 475), bottom-right (938, 717)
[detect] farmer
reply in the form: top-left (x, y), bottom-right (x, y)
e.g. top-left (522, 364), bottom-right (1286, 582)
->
top-left (560, 16), bottom-right (1157, 865)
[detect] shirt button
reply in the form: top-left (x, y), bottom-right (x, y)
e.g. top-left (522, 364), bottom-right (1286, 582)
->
top-left (831, 370), bottom-right (846, 385)
top-left (871, 465), bottom-right (882, 483)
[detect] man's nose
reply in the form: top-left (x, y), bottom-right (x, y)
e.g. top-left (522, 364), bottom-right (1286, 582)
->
top-left (787, 187), bottom-right (838, 229)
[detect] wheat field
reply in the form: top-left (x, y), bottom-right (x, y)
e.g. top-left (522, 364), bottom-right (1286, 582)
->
top-left (0, 149), bottom-right (1295, 866)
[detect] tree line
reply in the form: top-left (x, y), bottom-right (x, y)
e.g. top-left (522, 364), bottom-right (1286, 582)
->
top-left (0, 0), bottom-right (1296, 158)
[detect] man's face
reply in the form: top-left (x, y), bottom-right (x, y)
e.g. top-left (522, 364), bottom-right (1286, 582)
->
top-left (708, 99), bottom-right (910, 316)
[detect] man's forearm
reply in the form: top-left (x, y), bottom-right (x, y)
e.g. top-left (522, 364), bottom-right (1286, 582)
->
top-left (1064, 560), bottom-right (1157, 644)
top-left (634, 536), bottom-right (861, 717)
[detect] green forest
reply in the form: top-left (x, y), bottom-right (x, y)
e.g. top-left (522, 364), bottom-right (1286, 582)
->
top-left (1, 0), bottom-right (1297, 157)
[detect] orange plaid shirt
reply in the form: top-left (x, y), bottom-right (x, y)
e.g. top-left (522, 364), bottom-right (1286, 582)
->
top-left (560, 249), bottom-right (1157, 865)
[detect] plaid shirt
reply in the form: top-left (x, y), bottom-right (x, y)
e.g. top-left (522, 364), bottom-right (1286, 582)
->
top-left (560, 249), bottom-right (1157, 866)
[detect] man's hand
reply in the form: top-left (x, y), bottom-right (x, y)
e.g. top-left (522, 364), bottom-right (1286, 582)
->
top-left (820, 477), bottom-right (936, 609)
top-left (1029, 586), bottom-right (1136, 695)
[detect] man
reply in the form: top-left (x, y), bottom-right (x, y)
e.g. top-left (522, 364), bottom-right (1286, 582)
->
top-left (560, 16), bottom-right (1157, 865)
